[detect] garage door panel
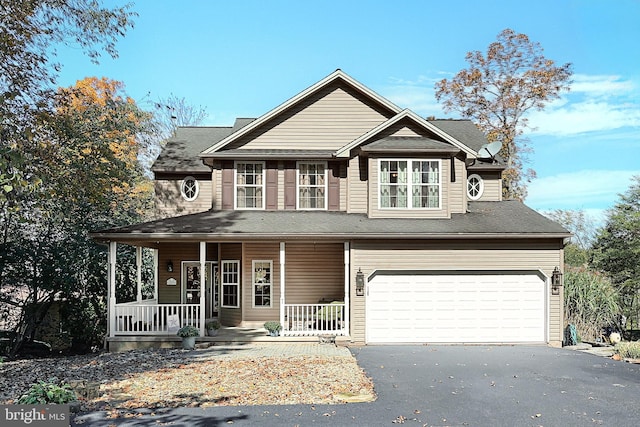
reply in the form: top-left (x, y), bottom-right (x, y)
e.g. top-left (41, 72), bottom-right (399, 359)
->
top-left (366, 273), bottom-right (546, 344)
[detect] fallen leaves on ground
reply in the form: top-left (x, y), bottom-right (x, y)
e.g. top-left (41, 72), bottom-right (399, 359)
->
top-left (1, 348), bottom-right (375, 411)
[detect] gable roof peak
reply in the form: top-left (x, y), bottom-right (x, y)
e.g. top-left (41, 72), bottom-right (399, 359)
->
top-left (201, 69), bottom-right (402, 156)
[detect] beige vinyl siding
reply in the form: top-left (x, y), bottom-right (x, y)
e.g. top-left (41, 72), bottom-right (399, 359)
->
top-left (242, 242), bottom-right (281, 323)
top-left (347, 156), bottom-right (368, 213)
top-left (477, 171), bottom-right (502, 201)
top-left (154, 179), bottom-right (213, 218)
top-left (211, 161), bottom-right (221, 209)
top-left (219, 243), bottom-right (242, 326)
top-left (368, 157), bottom-right (451, 218)
top-left (228, 83), bottom-right (390, 151)
top-left (284, 242), bottom-right (344, 304)
top-left (157, 243), bottom-right (218, 304)
top-left (349, 239), bottom-right (564, 345)
top-left (390, 126), bottom-right (422, 137)
top-left (449, 157), bottom-right (467, 214)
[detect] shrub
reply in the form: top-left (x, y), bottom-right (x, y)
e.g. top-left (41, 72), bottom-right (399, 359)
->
top-left (263, 321), bottom-right (282, 332)
top-left (18, 378), bottom-right (77, 404)
top-left (176, 325), bottom-right (200, 337)
top-left (615, 341), bottom-right (640, 359)
top-left (205, 320), bottom-right (221, 330)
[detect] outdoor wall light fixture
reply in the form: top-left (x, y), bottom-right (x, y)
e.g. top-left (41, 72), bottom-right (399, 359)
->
top-left (167, 260), bottom-right (174, 272)
top-left (551, 266), bottom-right (562, 295)
top-left (356, 268), bottom-right (365, 296)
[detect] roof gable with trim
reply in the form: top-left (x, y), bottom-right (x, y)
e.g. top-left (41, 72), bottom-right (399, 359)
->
top-left (201, 69), bottom-right (402, 156)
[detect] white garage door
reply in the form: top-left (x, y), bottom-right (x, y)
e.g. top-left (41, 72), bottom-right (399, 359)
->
top-left (366, 272), bottom-right (546, 344)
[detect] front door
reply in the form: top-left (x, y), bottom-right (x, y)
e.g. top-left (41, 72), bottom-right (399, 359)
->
top-left (206, 264), bottom-right (219, 318)
top-left (182, 261), bottom-right (218, 318)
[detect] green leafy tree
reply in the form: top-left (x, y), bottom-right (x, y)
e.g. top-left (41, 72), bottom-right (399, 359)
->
top-left (1, 77), bottom-right (154, 358)
top-left (543, 209), bottom-right (597, 267)
top-left (435, 29), bottom-right (573, 200)
top-left (591, 175), bottom-right (640, 334)
top-left (0, 0), bottom-right (135, 202)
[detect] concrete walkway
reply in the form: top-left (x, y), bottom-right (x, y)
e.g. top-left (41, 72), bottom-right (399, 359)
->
top-left (183, 341), bottom-right (352, 360)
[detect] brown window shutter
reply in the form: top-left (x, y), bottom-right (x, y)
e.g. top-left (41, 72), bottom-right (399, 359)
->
top-left (328, 162), bottom-right (340, 211)
top-left (265, 161), bottom-right (278, 210)
top-left (221, 160), bottom-right (234, 210)
top-left (284, 161), bottom-right (296, 210)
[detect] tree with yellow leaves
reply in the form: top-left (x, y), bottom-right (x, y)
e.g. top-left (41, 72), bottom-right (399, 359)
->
top-left (435, 29), bottom-right (573, 201)
top-left (1, 77), bottom-right (155, 358)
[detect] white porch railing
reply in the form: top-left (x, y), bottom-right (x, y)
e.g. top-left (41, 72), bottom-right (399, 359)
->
top-left (283, 302), bottom-right (346, 336)
top-left (113, 302), bottom-right (200, 335)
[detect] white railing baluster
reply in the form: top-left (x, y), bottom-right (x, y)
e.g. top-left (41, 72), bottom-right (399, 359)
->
top-left (281, 302), bottom-right (346, 336)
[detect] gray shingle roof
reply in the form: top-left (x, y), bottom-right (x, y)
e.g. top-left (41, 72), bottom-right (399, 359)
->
top-left (152, 119), bottom-right (256, 173)
top-left (91, 201), bottom-right (570, 242)
top-left (428, 120), bottom-right (487, 153)
top-left (361, 136), bottom-right (460, 154)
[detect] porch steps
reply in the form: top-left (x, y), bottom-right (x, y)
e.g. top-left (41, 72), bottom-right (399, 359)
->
top-left (107, 327), bottom-right (351, 352)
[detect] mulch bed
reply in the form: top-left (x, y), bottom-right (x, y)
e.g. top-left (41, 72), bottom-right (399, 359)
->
top-left (0, 348), bottom-right (375, 411)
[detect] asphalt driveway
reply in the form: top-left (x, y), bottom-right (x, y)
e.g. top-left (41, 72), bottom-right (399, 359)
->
top-left (73, 345), bottom-right (640, 426)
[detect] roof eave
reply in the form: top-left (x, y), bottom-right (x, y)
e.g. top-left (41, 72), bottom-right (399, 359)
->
top-left (90, 231), bottom-right (571, 243)
top-left (359, 147), bottom-right (461, 155)
top-left (205, 152), bottom-right (336, 160)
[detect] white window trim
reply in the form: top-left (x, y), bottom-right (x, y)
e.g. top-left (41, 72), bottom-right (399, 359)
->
top-left (467, 173), bottom-right (484, 201)
top-left (221, 260), bottom-right (240, 308)
top-left (296, 161), bottom-right (328, 210)
top-left (252, 260), bottom-right (273, 308)
top-left (377, 158), bottom-right (442, 210)
top-left (234, 161), bottom-right (265, 210)
top-left (180, 176), bottom-right (199, 202)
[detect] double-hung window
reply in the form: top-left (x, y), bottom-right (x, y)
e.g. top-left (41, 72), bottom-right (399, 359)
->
top-left (379, 159), bottom-right (441, 209)
top-left (235, 162), bottom-right (264, 209)
top-left (252, 260), bottom-right (272, 307)
top-left (221, 260), bottom-right (240, 308)
top-left (297, 162), bottom-right (327, 209)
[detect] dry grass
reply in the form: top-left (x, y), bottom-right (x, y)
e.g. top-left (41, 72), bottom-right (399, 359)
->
top-left (614, 341), bottom-right (640, 360)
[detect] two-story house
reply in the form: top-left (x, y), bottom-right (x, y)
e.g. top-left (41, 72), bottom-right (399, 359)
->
top-left (92, 70), bottom-right (570, 351)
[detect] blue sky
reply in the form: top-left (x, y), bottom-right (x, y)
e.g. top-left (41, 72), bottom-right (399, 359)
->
top-left (55, 0), bottom-right (640, 221)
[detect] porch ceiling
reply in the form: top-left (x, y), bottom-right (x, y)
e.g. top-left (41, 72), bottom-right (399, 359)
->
top-left (90, 201), bottom-right (570, 244)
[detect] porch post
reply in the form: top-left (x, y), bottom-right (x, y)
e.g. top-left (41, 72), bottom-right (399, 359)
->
top-left (343, 242), bottom-right (350, 336)
top-left (279, 242), bottom-right (285, 329)
top-left (108, 241), bottom-right (117, 338)
top-left (136, 246), bottom-right (143, 302)
top-left (153, 248), bottom-right (159, 300)
top-left (199, 241), bottom-right (206, 336)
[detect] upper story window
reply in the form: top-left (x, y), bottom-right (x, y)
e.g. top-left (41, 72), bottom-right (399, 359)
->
top-left (379, 159), bottom-right (441, 209)
top-left (297, 162), bottom-right (327, 210)
top-left (467, 174), bottom-right (484, 200)
top-left (180, 176), bottom-right (199, 201)
top-left (235, 162), bottom-right (264, 209)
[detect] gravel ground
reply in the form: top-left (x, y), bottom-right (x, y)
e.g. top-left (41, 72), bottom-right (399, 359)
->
top-left (0, 344), bottom-right (375, 411)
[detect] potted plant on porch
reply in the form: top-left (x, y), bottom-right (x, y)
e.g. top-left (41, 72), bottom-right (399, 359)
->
top-left (177, 325), bottom-right (199, 350)
top-left (206, 320), bottom-right (221, 336)
top-left (264, 321), bottom-right (282, 337)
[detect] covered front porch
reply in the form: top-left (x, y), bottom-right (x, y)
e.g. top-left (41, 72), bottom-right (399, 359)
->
top-left (105, 240), bottom-right (351, 346)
